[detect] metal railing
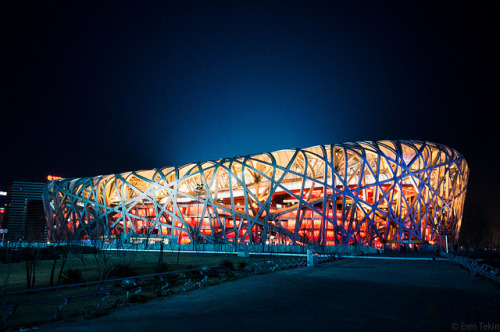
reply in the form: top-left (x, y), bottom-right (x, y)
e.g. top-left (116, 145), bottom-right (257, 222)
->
top-left (0, 255), bottom-right (329, 330)
top-left (0, 265), bottom-right (222, 330)
top-left (441, 252), bottom-right (500, 283)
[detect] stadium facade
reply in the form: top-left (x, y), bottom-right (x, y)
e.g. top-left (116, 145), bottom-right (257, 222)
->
top-left (42, 140), bottom-right (469, 248)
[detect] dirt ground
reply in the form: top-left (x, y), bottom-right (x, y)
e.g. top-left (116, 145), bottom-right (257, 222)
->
top-left (1, 249), bottom-right (284, 331)
top-left (1, 250), bottom-right (260, 291)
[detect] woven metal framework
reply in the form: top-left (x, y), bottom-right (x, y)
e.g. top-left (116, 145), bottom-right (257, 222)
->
top-left (42, 140), bottom-right (468, 247)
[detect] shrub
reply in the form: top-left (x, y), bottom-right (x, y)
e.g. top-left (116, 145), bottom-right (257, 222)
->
top-left (222, 259), bottom-right (234, 271)
top-left (154, 262), bottom-right (170, 273)
top-left (61, 268), bottom-right (84, 284)
top-left (129, 294), bottom-right (148, 303)
top-left (165, 273), bottom-right (181, 285)
top-left (107, 263), bottom-right (138, 279)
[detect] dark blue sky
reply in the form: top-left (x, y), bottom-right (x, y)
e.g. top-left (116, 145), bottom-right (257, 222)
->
top-left (1, 1), bottom-right (498, 231)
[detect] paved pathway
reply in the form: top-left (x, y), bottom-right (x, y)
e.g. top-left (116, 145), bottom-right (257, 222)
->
top-left (38, 258), bottom-right (500, 332)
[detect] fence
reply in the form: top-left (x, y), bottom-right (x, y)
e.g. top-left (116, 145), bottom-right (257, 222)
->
top-left (0, 254), bottom-right (337, 331)
top-left (0, 240), bottom-right (377, 256)
top-left (441, 252), bottom-right (500, 283)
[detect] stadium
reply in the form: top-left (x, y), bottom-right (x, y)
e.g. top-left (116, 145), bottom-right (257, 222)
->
top-left (42, 140), bottom-right (469, 249)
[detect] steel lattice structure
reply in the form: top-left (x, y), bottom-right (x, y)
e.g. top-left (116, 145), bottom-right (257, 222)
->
top-left (42, 140), bottom-right (469, 247)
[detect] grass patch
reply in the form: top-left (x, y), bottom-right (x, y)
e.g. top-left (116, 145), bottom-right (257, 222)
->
top-left (0, 248), bottom-right (280, 331)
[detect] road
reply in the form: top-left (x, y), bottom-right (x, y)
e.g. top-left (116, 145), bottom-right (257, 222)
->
top-left (38, 258), bottom-right (500, 332)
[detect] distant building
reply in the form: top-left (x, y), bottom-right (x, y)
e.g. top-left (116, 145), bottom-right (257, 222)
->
top-left (0, 188), bottom-right (7, 226)
top-left (0, 205), bottom-right (5, 226)
top-left (3, 180), bottom-right (46, 242)
top-left (43, 140), bottom-right (469, 249)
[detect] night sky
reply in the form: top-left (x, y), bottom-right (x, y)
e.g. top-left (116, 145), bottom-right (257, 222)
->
top-left (2, 1), bottom-right (498, 239)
